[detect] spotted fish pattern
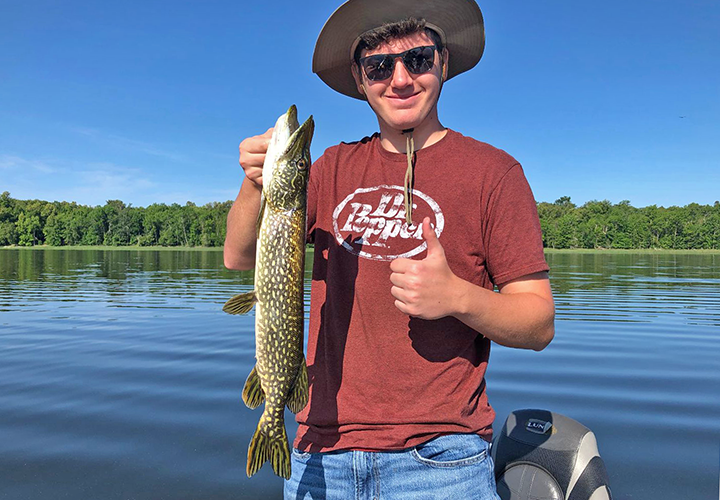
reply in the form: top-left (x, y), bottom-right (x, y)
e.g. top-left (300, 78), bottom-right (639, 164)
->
top-left (223, 105), bottom-right (314, 479)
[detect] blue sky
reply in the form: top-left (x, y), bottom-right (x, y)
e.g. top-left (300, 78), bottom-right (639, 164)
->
top-left (1, 0), bottom-right (718, 208)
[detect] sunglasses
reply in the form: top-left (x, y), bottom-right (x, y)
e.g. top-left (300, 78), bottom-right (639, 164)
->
top-left (358, 45), bottom-right (437, 82)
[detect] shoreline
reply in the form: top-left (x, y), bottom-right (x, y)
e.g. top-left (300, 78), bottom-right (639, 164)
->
top-left (0, 245), bottom-right (318, 252)
top-left (2, 246), bottom-right (718, 254)
top-left (0, 245), bottom-right (225, 251)
top-left (543, 248), bottom-right (720, 254)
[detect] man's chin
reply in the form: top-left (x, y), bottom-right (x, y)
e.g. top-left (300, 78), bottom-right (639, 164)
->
top-left (381, 114), bottom-right (425, 133)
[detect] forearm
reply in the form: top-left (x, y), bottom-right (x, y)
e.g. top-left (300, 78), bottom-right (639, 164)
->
top-left (451, 276), bottom-right (555, 351)
top-left (223, 177), bottom-right (262, 270)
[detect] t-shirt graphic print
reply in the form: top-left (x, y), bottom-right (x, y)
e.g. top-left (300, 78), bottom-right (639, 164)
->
top-left (332, 184), bottom-right (444, 261)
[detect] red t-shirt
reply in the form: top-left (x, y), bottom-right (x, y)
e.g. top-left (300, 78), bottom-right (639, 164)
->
top-left (295, 129), bottom-right (548, 452)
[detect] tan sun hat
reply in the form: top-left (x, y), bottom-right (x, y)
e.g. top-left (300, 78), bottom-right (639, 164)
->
top-left (312, 0), bottom-right (485, 100)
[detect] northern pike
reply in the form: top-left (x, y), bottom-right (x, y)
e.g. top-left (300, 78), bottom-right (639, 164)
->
top-left (223, 105), bottom-right (314, 479)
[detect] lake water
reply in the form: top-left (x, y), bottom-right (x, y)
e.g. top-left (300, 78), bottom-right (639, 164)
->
top-left (0, 249), bottom-right (719, 499)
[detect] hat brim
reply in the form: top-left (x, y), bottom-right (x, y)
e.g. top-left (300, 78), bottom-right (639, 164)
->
top-left (312, 0), bottom-right (485, 100)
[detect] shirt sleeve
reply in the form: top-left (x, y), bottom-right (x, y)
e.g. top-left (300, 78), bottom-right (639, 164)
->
top-left (305, 153), bottom-right (325, 244)
top-left (483, 164), bottom-right (549, 286)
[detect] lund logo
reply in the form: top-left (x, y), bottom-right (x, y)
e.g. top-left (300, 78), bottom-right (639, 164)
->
top-left (332, 185), bottom-right (444, 261)
top-left (526, 419), bottom-right (553, 435)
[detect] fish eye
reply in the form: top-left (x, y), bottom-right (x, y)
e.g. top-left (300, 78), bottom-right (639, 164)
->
top-left (296, 159), bottom-right (307, 170)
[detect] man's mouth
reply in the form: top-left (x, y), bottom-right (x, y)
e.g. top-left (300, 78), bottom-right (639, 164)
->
top-left (386, 91), bottom-right (421, 103)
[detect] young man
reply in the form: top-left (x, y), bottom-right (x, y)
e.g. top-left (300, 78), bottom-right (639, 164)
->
top-left (224, 0), bottom-right (554, 498)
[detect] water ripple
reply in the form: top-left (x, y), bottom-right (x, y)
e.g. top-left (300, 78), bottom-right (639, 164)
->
top-left (1, 249), bottom-right (719, 499)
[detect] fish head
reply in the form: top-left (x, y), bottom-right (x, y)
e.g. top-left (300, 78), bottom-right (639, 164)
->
top-left (263, 105), bottom-right (300, 188)
top-left (264, 108), bottom-right (314, 211)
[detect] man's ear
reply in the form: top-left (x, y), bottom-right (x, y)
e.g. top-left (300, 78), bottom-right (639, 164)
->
top-left (441, 48), bottom-right (449, 82)
top-left (351, 64), bottom-right (366, 96)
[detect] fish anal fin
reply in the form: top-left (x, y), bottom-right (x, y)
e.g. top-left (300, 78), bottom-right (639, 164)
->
top-left (223, 292), bottom-right (257, 315)
top-left (242, 366), bottom-right (265, 409)
top-left (286, 357), bottom-right (309, 414)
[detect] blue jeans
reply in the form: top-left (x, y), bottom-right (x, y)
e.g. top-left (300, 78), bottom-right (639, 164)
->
top-left (284, 433), bottom-right (500, 500)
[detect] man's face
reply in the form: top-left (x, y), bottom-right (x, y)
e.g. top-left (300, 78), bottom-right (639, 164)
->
top-left (352, 31), bottom-right (446, 133)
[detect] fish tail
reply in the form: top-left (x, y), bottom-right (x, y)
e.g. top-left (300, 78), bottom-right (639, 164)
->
top-left (247, 416), bottom-right (291, 479)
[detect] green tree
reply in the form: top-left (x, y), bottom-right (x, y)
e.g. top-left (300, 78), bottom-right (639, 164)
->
top-left (43, 213), bottom-right (64, 246)
top-left (140, 204), bottom-right (165, 246)
top-left (0, 221), bottom-right (17, 245)
top-left (0, 192), bottom-right (18, 245)
top-left (577, 200), bottom-right (612, 249)
top-left (17, 212), bottom-right (42, 246)
top-left (82, 208), bottom-right (105, 245)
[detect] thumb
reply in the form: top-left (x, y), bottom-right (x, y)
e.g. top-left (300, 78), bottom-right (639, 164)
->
top-left (422, 217), bottom-right (443, 257)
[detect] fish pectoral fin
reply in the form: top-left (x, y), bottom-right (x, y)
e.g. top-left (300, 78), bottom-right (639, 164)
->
top-left (256, 195), bottom-right (266, 237)
top-left (242, 366), bottom-right (265, 409)
top-left (222, 292), bottom-right (257, 315)
top-left (286, 357), bottom-right (309, 414)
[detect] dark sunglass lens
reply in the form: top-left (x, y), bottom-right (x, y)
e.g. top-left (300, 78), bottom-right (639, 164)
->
top-left (404, 46), bottom-right (435, 74)
top-left (361, 46), bottom-right (435, 81)
top-left (363, 55), bottom-right (393, 81)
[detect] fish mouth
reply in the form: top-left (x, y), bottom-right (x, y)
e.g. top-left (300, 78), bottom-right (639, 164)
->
top-left (285, 104), bottom-right (298, 131)
top-left (276, 104), bottom-right (300, 138)
top-left (280, 114), bottom-right (314, 161)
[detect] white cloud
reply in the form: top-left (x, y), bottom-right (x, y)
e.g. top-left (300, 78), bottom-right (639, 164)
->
top-left (1, 156), bottom-right (155, 205)
top-left (50, 163), bottom-right (159, 206)
top-left (80, 163), bottom-right (156, 190)
top-left (71, 127), bottom-right (186, 162)
top-left (0, 155), bottom-right (233, 207)
top-left (0, 155), bottom-right (56, 173)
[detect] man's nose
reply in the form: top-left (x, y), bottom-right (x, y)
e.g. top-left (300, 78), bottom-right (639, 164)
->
top-left (390, 57), bottom-right (412, 88)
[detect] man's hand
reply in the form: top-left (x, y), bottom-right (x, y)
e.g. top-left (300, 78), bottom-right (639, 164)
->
top-left (390, 217), bottom-right (461, 320)
top-left (239, 128), bottom-right (273, 187)
top-left (389, 216), bottom-right (554, 350)
top-left (224, 127), bottom-right (273, 271)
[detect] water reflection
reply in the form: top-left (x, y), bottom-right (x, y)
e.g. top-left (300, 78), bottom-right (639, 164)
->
top-left (1, 249), bottom-right (719, 499)
top-left (546, 252), bottom-right (720, 327)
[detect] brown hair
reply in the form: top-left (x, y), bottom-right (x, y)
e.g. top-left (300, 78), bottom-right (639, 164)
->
top-left (353, 17), bottom-right (444, 64)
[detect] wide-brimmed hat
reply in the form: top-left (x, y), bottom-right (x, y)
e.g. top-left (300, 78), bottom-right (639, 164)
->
top-left (312, 0), bottom-right (485, 100)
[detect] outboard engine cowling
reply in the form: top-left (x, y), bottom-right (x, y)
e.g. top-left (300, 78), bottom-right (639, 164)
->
top-left (492, 409), bottom-right (612, 500)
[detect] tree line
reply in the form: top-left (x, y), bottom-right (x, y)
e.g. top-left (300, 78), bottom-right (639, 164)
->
top-left (0, 192), bottom-right (231, 247)
top-left (1, 192), bottom-right (719, 249)
top-left (538, 196), bottom-right (720, 250)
